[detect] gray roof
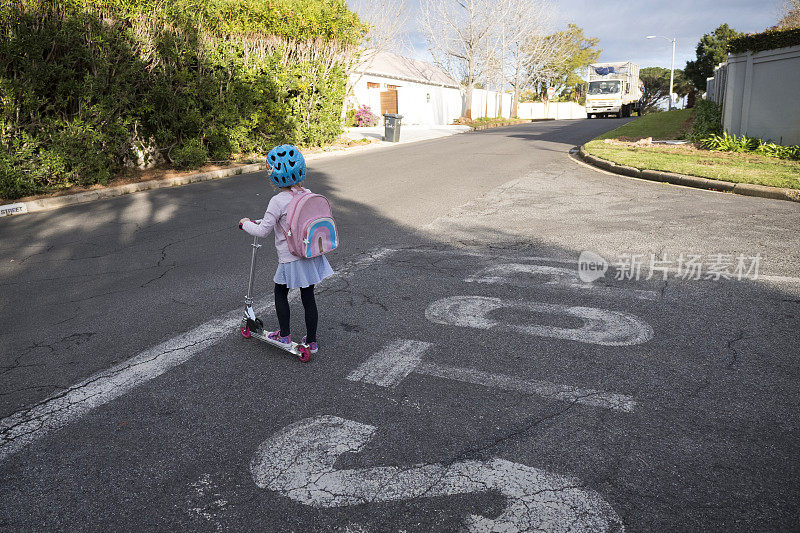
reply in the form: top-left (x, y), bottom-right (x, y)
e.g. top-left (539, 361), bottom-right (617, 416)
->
top-left (355, 50), bottom-right (459, 89)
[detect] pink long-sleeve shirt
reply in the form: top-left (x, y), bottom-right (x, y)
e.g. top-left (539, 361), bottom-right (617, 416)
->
top-left (242, 187), bottom-right (309, 263)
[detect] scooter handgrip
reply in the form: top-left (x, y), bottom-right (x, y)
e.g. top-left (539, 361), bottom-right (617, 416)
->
top-left (239, 219), bottom-right (262, 229)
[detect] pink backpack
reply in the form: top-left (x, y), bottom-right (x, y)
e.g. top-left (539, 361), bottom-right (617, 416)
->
top-left (279, 188), bottom-right (338, 259)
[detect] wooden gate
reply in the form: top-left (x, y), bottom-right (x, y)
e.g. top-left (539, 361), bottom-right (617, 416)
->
top-left (380, 90), bottom-right (398, 115)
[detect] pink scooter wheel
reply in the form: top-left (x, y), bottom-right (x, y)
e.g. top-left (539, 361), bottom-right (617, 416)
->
top-left (240, 325), bottom-right (251, 338)
top-left (297, 345), bottom-right (311, 363)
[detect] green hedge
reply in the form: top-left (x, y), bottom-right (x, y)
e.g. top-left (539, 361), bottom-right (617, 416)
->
top-left (0, 0), bottom-right (362, 200)
top-left (728, 27), bottom-right (800, 54)
top-left (689, 99), bottom-right (722, 141)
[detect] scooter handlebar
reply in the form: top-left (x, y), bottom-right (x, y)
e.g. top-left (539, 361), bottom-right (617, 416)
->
top-left (239, 219), bottom-right (262, 229)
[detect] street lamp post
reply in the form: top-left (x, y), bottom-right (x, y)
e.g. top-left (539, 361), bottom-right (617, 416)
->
top-left (646, 35), bottom-right (676, 110)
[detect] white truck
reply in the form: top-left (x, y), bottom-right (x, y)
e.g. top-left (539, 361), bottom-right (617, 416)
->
top-left (585, 62), bottom-right (643, 118)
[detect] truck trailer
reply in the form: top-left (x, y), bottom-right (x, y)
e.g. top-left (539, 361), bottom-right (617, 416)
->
top-left (585, 62), bottom-right (642, 118)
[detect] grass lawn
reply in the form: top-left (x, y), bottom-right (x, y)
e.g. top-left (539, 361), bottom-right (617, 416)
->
top-left (585, 108), bottom-right (800, 190)
top-left (594, 108), bottom-right (693, 140)
top-left (585, 140), bottom-right (800, 189)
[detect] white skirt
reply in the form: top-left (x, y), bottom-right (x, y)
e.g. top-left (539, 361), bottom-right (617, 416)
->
top-left (274, 255), bottom-right (334, 289)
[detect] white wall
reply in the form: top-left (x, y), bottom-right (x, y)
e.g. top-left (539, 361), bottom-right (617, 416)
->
top-left (517, 102), bottom-right (587, 120)
top-left (467, 90), bottom-right (513, 119)
top-left (350, 73), bottom-right (588, 124)
top-left (350, 73), bottom-right (463, 125)
top-left (712, 45), bottom-right (800, 145)
top-left (397, 84), bottom-right (464, 125)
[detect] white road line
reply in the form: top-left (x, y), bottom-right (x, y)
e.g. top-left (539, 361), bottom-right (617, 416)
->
top-left (345, 339), bottom-right (433, 387)
top-left (0, 247), bottom-right (396, 463)
top-left (759, 274), bottom-right (800, 284)
top-left (395, 248), bottom-right (800, 285)
top-left (466, 263), bottom-right (659, 300)
top-left (347, 340), bottom-right (634, 412)
top-left (417, 362), bottom-right (636, 412)
top-left (395, 247), bottom-right (579, 265)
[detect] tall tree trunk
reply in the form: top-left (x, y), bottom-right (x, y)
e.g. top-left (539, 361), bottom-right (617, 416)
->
top-left (464, 57), bottom-right (474, 119)
top-left (464, 83), bottom-right (473, 119)
top-left (511, 87), bottom-right (520, 118)
top-left (498, 88), bottom-right (503, 118)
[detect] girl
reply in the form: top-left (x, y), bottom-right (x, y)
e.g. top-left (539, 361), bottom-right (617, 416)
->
top-left (239, 144), bottom-right (334, 353)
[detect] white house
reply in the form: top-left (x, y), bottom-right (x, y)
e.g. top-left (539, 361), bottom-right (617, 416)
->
top-left (349, 50), bottom-right (465, 125)
top-left (348, 50), bottom-right (585, 124)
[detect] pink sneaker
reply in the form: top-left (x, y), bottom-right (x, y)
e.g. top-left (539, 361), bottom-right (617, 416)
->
top-left (302, 336), bottom-right (318, 354)
top-left (267, 331), bottom-right (291, 346)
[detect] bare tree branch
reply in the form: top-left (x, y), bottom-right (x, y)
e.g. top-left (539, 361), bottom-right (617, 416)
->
top-left (342, 0), bottom-right (410, 118)
top-left (418, 0), bottom-right (496, 118)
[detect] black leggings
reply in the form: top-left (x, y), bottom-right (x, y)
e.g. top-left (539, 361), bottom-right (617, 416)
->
top-left (274, 283), bottom-right (317, 342)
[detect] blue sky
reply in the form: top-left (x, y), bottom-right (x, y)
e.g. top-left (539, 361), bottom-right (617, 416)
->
top-left (391, 0), bottom-right (782, 70)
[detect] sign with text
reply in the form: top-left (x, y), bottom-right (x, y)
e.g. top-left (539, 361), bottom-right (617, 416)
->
top-left (0, 203), bottom-right (27, 217)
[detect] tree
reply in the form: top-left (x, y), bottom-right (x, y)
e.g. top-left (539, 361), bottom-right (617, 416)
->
top-left (419, 0), bottom-right (495, 119)
top-left (482, 1), bottom-right (566, 117)
top-left (684, 24), bottom-right (741, 91)
top-left (343, 0), bottom-right (409, 118)
top-left (639, 67), bottom-right (671, 113)
top-left (640, 67), bottom-right (690, 113)
top-left (502, 0), bottom-right (568, 117)
top-left (774, 0), bottom-right (800, 29)
top-left (540, 24), bottom-right (600, 101)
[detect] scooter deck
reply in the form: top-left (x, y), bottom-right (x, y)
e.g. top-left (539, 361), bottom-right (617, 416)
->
top-left (250, 331), bottom-right (305, 356)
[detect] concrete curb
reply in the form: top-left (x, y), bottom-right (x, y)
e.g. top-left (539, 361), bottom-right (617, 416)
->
top-left (577, 145), bottom-right (800, 203)
top-left (1, 163), bottom-right (267, 217)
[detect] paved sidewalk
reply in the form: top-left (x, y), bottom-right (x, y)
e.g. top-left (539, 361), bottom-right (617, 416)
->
top-left (344, 124), bottom-right (472, 144)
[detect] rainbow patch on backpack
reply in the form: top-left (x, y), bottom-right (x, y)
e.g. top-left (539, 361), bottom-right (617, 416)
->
top-left (304, 217), bottom-right (337, 258)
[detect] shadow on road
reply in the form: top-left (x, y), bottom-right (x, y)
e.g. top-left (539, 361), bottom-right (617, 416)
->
top-left (0, 118), bottom-right (798, 532)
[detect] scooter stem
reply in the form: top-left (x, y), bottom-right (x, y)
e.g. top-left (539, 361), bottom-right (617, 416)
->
top-left (245, 234), bottom-right (261, 307)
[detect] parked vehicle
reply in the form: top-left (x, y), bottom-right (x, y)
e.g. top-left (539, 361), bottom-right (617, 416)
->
top-left (585, 62), bottom-right (642, 118)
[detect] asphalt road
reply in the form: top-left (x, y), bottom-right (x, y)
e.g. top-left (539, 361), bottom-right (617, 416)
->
top-left (1, 117), bottom-right (799, 532)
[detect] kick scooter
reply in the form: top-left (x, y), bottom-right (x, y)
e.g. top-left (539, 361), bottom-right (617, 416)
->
top-left (239, 231), bottom-right (312, 362)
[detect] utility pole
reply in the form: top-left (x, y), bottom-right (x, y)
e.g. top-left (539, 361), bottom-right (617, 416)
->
top-left (647, 35), bottom-right (677, 110)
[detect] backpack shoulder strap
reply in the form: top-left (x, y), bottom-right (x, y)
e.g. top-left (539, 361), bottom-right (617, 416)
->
top-left (278, 188), bottom-right (311, 238)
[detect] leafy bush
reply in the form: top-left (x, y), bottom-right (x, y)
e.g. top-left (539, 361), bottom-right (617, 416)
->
top-left (701, 132), bottom-right (800, 160)
top-left (728, 27), bottom-right (800, 54)
top-left (171, 139), bottom-right (208, 169)
top-left (353, 105), bottom-right (379, 127)
top-left (754, 141), bottom-right (800, 160)
top-left (701, 132), bottom-right (758, 152)
top-left (689, 99), bottom-right (722, 140)
top-left (0, 0), bottom-right (361, 199)
top-left (345, 107), bottom-right (357, 127)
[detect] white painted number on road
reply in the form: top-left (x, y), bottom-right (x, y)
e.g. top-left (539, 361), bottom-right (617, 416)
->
top-left (426, 296), bottom-right (654, 346)
top-left (251, 415), bottom-right (625, 532)
top-left (347, 340), bottom-right (636, 412)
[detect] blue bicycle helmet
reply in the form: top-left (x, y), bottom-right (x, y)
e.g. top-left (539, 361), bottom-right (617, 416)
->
top-left (267, 144), bottom-right (306, 187)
